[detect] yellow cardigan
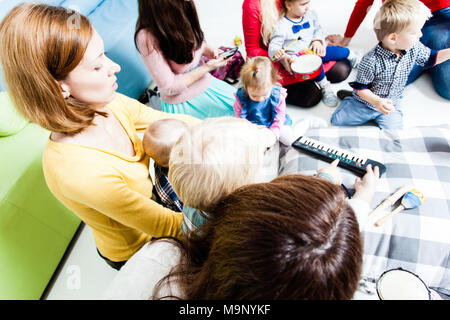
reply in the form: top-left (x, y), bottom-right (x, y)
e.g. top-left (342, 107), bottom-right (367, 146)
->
top-left (43, 93), bottom-right (200, 262)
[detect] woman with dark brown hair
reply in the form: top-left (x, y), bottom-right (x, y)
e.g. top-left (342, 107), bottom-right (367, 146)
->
top-left (135, 0), bottom-right (237, 119)
top-left (103, 165), bottom-right (379, 299)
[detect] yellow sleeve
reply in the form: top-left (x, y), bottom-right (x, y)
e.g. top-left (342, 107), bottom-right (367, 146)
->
top-left (64, 165), bottom-right (183, 239)
top-left (113, 92), bottom-right (201, 132)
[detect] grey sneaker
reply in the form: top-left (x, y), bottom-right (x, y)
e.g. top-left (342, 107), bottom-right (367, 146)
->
top-left (348, 51), bottom-right (361, 69)
top-left (321, 86), bottom-right (339, 107)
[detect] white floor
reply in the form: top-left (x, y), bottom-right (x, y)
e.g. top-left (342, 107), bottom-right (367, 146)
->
top-left (44, 0), bottom-right (450, 299)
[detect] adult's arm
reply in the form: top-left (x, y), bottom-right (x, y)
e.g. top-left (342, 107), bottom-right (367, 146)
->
top-left (344, 0), bottom-right (376, 39)
top-left (326, 0), bottom-right (375, 46)
top-left (135, 30), bottom-right (225, 94)
top-left (85, 172), bottom-right (182, 237)
top-left (113, 92), bottom-right (201, 132)
top-left (242, 0), bottom-right (270, 57)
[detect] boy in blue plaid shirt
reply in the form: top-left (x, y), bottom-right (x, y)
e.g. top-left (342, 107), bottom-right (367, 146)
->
top-left (331, 0), bottom-right (450, 129)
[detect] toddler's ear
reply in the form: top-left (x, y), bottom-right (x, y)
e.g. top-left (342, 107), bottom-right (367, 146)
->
top-left (386, 32), bottom-right (398, 42)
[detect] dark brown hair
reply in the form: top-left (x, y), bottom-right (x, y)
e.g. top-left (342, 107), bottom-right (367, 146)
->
top-left (154, 174), bottom-right (363, 300)
top-left (135, 0), bottom-right (204, 65)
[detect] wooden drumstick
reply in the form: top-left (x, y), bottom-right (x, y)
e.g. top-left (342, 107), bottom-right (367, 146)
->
top-left (375, 189), bottom-right (425, 227)
top-left (271, 36), bottom-right (302, 61)
top-left (369, 185), bottom-right (413, 216)
top-left (375, 205), bottom-right (405, 227)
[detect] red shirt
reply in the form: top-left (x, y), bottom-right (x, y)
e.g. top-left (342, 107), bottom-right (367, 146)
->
top-left (344, 0), bottom-right (450, 38)
top-left (242, 0), bottom-right (335, 85)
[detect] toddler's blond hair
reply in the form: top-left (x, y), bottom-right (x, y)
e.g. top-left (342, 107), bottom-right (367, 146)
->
top-left (168, 117), bottom-right (268, 211)
top-left (143, 119), bottom-right (188, 167)
top-left (239, 56), bottom-right (280, 92)
top-left (373, 0), bottom-right (431, 42)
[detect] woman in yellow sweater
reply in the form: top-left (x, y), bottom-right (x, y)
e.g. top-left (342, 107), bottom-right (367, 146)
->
top-left (0, 3), bottom-right (200, 270)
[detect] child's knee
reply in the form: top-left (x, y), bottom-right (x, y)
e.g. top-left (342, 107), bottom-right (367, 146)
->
top-left (431, 65), bottom-right (450, 100)
top-left (377, 113), bottom-right (404, 129)
top-left (330, 108), bottom-right (344, 126)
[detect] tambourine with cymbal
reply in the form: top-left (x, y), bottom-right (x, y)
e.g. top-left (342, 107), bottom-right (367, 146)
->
top-left (376, 268), bottom-right (431, 300)
top-left (290, 49), bottom-right (323, 80)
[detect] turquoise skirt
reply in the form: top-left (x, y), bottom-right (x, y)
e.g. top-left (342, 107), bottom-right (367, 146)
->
top-left (160, 76), bottom-right (236, 119)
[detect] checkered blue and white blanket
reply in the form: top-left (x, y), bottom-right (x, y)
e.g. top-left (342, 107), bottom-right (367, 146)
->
top-left (279, 125), bottom-right (450, 297)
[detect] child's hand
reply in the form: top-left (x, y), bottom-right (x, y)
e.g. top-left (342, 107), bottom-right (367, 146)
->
top-left (317, 159), bottom-right (342, 185)
top-left (274, 49), bottom-right (286, 61)
top-left (279, 55), bottom-right (294, 74)
top-left (374, 98), bottom-right (395, 114)
top-left (353, 164), bottom-right (380, 204)
top-left (310, 40), bottom-right (326, 57)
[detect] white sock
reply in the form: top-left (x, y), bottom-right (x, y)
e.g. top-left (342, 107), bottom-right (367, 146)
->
top-left (317, 78), bottom-right (331, 90)
top-left (347, 50), bottom-right (357, 61)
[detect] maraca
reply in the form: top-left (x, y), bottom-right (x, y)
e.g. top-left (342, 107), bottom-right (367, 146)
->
top-left (234, 35), bottom-right (242, 47)
top-left (375, 189), bottom-right (425, 227)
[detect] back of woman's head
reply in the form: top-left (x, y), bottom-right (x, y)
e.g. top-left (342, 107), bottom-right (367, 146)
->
top-left (135, 0), bottom-right (204, 65)
top-left (0, 3), bottom-right (104, 134)
top-left (170, 174), bottom-right (363, 300)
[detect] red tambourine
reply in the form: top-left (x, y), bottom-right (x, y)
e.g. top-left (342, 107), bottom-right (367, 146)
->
top-left (290, 51), bottom-right (323, 80)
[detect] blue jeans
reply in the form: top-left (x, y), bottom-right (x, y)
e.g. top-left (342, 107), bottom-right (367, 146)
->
top-left (315, 46), bottom-right (350, 82)
top-left (331, 96), bottom-right (404, 129)
top-left (407, 7), bottom-right (450, 99)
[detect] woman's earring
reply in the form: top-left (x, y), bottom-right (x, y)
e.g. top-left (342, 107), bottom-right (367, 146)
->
top-left (60, 84), bottom-right (70, 99)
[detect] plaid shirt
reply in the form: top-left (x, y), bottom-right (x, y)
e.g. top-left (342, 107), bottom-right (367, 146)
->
top-left (350, 42), bottom-right (437, 109)
top-left (180, 205), bottom-right (210, 235)
top-left (154, 164), bottom-right (183, 212)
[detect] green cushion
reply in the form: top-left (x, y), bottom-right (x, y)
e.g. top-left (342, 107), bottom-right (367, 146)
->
top-left (0, 121), bottom-right (81, 299)
top-left (0, 91), bottom-right (29, 137)
top-left (0, 123), bottom-right (48, 201)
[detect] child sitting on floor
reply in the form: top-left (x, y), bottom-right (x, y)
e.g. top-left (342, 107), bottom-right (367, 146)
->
top-left (234, 56), bottom-right (295, 146)
top-left (331, 0), bottom-right (450, 129)
top-left (268, 0), bottom-right (360, 107)
top-left (143, 119), bottom-right (188, 212)
top-left (234, 56), bottom-right (327, 147)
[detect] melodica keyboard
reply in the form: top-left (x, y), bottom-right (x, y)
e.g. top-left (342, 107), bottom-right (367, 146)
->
top-left (292, 136), bottom-right (386, 177)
